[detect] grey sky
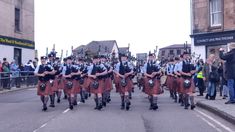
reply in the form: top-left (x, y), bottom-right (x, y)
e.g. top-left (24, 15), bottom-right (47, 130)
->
top-left (35, 0), bottom-right (191, 57)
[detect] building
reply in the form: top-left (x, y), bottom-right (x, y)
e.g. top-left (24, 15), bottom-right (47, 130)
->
top-left (190, 0), bottom-right (235, 61)
top-left (73, 40), bottom-right (119, 59)
top-left (158, 44), bottom-right (191, 60)
top-left (0, 0), bottom-right (35, 65)
top-left (118, 47), bottom-right (131, 58)
top-left (136, 53), bottom-right (147, 65)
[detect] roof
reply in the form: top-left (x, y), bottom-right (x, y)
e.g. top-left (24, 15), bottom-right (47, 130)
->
top-left (86, 40), bottom-right (117, 54)
top-left (73, 40), bottom-right (117, 55)
top-left (159, 44), bottom-right (191, 50)
top-left (119, 47), bottom-right (129, 54)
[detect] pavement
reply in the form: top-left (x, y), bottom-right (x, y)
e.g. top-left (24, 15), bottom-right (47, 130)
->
top-left (195, 94), bottom-right (235, 125)
top-left (0, 85), bottom-right (35, 94)
top-left (0, 86), bottom-right (235, 132)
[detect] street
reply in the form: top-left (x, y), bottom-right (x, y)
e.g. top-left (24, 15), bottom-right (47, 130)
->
top-left (0, 88), bottom-right (235, 132)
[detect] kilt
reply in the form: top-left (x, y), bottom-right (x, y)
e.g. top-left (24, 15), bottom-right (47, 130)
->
top-left (177, 77), bottom-right (183, 93)
top-left (181, 78), bottom-right (195, 94)
top-left (144, 77), bottom-right (160, 95)
top-left (118, 77), bottom-right (132, 94)
top-left (166, 76), bottom-right (173, 90)
top-left (50, 79), bottom-right (58, 92)
top-left (172, 77), bottom-right (178, 92)
top-left (64, 79), bottom-right (76, 95)
top-left (37, 81), bottom-right (51, 96)
top-left (73, 80), bottom-right (81, 94)
top-left (113, 74), bottom-right (120, 93)
top-left (84, 77), bottom-right (91, 93)
top-left (57, 77), bottom-right (65, 90)
top-left (88, 78), bottom-right (104, 94)
top-left (104, 77), bottom-right (113, 92)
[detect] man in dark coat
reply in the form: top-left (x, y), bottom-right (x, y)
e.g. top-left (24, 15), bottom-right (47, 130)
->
top-left (219, 42), bottom-right (235, 104)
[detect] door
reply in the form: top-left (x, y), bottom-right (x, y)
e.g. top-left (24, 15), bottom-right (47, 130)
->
top-left (14, 48), bottom-right (22, 65)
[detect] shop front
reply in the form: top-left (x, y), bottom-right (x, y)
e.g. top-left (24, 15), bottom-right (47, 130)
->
top-left (191, 30), bottom-right (235, 61)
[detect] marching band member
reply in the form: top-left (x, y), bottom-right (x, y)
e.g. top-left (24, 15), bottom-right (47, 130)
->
top-left (100, 55), bottom-right (113, 106)
top-left (87, 55), bottom-right (107, 110)
top-left (143, 54), bottom-right (162, 110)
top-left (34, 56), bottom-right (55, 111)
top-left (114, 54), bottom-right (134, 111)
top-left (179, 51), bottom-right (196, 110)
top-left (62, 57), bottom-right (77, 110)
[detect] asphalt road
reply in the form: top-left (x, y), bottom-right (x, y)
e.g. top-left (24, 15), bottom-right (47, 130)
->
top-left (0, 87), bottom-right (235, 132)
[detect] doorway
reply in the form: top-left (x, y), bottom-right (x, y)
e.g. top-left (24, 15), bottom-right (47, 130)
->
top-left (14, 48), bottom-right (22, 65)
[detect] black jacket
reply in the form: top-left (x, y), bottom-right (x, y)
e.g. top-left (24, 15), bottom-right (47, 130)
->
top-left (219, 49), bottom-right (235, 79)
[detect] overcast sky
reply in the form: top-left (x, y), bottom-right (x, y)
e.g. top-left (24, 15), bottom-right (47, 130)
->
top-left (35, 0), bottom-right (191, 57)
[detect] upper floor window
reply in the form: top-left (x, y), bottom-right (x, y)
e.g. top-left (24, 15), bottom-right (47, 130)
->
top-left (210, 0), bottom-right (222, 27)
top-left (15, 8), bottom-right (21, 32)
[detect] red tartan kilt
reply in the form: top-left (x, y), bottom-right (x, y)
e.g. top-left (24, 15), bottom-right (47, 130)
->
top-left (64, 80), bottom-right (76, 95)
top-left (166, 76), bottom-right (173, 90)
top-left (114, 75), bottom-right (120, 93)
top-left (181, 78), bottom-right (195, 94)
top-left (51, 80), bottom-right (58, 92)
top-left (172, 77), bottom-right (178, 92)
top-left (129, 78), bottom-right (134, 91)
top-left (118, 77), bottom-right (132, 94)
top-left (73, 80), bottom-right (81, 94)
top-left (84, 77), bottom-right (91, 93)
top-left (104, 78), bottom-right (113, 92)
top-left (89, 78), bottom-right (104, 94)
top-left (144, 78), bottom-right (160, 95)
top-left (37, 81), bottom-right (51, 96)
top-left (57, 78), bottom-right (65, 90)
top-left (177, 78), bottom-right (184, 93)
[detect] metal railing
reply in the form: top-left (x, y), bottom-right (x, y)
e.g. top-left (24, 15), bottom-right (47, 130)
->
top-left (0, 71), bottom-right (38, 90)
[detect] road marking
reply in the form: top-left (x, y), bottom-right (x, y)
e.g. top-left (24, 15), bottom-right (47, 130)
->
top-left (196, 115), bottom-right (222, 132)
top-left (63, 108), bottom-right (70, 114)
top-left (62, 102), bottom-right (80, 114)
top-left (33, 123), bottom-right (47, 132)
top-left (195, 109), bottom-right (234, 132)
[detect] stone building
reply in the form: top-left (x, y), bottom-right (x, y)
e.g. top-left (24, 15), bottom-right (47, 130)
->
top-left (0, 0), bottom-right (35, 65)
top-left (190, 0), bottom-right (235, 60)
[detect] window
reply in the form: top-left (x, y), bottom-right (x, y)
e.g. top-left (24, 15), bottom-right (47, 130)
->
top-left (210, 0), bottom-right (222, 27)
top-left (177, 50), bottom-right (181, 55)
top-left (169, 50), bottom-right (174, 55)
top-left (15, 8), bottom-right (21, 32)
top-left (161, 50), bottom-right (165, 56)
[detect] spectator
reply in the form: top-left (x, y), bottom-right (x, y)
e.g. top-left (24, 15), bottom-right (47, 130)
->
top-left (222, 61), bottom-right (229, 99)
top-left (10, 60), bottom-right (20, 88)
top-left (24, 60), bottom-right (35, 86)
top-left (204, 54), bottom-right (219, 100)
top-left (2, 58), bottom-right (10, 89)
top-left (196, 59), bottom-right (205, 96)
top-left (219, 42), bottom-right (235, 104)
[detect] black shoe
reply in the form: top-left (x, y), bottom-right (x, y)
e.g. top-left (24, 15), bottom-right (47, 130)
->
top-left (149, 104), bottom-right (153, 110)
top-left (121, 105), bottom-right (125, 110)
top-left (152, 104), bottom-right (158, 110)
top-left (97, 105), bottom-right (103, 110)
top-left (42, 104), bottom-right (47, 111)
top-left (102, 101), bottom-right (106, 107)
top-left (191, 105), bottom-right (196, 110)
top-left (73, 101), bottom-right (78, 106)
top-left (57, 98), bottom-right (61, 103)
top-left (126, 102), bottom-right (130, 111)
top-left (81, 99), bottom-right (85, 103)
top-left (49, 104), bottom-right (55, 108)
top-left (205, 94), bottom-right (208, 99)
top-left (69, 105), bottom-right (73, 110)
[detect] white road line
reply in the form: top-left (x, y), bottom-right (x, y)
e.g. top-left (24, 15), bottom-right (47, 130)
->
top-left (62, 108), bottom-right (70, 114)
top-left (195, 109), bottom-right (234, 132)
top-left (33, 123), bottom-right (47, 132)
top-left (196, 115), bottom-right (223, 132)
